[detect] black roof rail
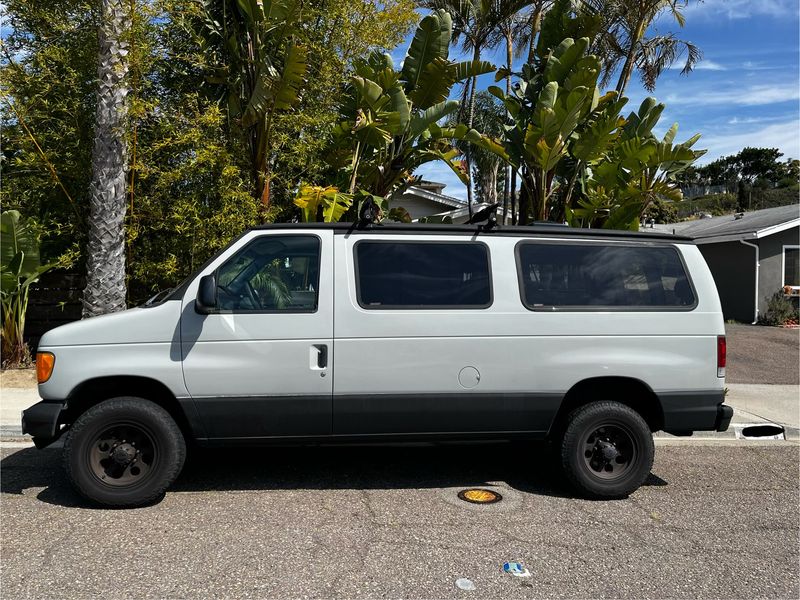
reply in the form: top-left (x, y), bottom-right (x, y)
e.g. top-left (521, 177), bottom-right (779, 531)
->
top-left (248, 221), bottom-right (693, 242)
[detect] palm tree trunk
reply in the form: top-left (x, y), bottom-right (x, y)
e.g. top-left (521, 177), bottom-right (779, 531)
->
top-left (615, 18), bottom-right (646, 95)
top-left (83, 0), bottom-right (130, 318)
top-left (526, 1), bottom-right (545, 65)
top-left (510, 167), bottom-right (517, 225)
top-left (502, 27), bottom-right (513, 223)
top-left (464, 45), bottom-right (481, 219)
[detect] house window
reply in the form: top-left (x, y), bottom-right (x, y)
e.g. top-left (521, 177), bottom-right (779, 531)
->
top-left (784, 246), bottom-right (799, 288)
top-left (355, 241), bottom-right (492, 309)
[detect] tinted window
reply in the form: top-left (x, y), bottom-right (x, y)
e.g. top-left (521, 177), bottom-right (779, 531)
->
top-left (356, 242), bottom-right (491, 308)
top-left (216, 235), bottom-right (320, 312)
top-left (517, 243), bottom-right (695, 309)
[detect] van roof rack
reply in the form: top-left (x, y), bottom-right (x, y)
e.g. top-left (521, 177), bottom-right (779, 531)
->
top-left (250, 222), bottom-right (693, 242)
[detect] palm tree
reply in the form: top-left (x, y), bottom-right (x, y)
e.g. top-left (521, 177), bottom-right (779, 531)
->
top-left (601, 0), bottom-right (701, 95)
top-left (510, 0), bottom-right (550, 64)
top-left (83, 0), bottom-right (130, 318)
top-left (421, 0), bottom-right (524, 215)
top-left (494, 0), bottom-right (533, 221)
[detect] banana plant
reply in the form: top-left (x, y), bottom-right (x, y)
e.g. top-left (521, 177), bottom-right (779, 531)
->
top-left (488, 37), bottom-right (603, 222)
top-left (1, 210), bottom-right (57, 367)
top-left (199, 0), bottom-right (307, 219)
top-left (302, 9), bottom-right (497, 220)
top-left (566, 97), bottom-right (706, 230)
top-left (293, 185), bottom-right (354, 223)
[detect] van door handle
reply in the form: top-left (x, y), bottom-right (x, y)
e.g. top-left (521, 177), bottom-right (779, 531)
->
top-left (313, 344), bottom-right (328, 369)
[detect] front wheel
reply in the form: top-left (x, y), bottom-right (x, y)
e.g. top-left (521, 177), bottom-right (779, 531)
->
top-left (560, 401), bottom-right (654, 499)
top-left (63, 397), bottom-right (186, 507)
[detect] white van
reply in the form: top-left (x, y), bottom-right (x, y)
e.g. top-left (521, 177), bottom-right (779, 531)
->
top-left (23, 223), bottom-right (732, 506)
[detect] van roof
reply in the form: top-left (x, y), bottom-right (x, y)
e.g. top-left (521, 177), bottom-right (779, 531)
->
top-left (250, 222), bottom-right (694, 243)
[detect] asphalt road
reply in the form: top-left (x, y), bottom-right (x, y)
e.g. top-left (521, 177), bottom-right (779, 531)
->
top-left (2, 442), bottom-right (798, 599)
top-left (725, 324), bottom-right (799, 385)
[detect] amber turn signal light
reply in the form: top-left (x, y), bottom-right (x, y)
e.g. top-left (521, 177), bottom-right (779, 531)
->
top-left (36, 352), bottom-right (55, 383)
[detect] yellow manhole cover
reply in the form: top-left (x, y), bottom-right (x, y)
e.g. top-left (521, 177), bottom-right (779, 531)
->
top-left (457, 488), bottom-right (502, 504)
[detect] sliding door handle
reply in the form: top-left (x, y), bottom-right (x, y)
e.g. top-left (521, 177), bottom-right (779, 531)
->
top-left (312, 344), bottom-right (328, 369)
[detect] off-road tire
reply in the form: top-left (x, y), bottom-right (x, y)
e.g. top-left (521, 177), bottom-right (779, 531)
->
top-left (560, 401), bottom-right (654, 499)
top-left (63, 397), bottom-right (186, 507)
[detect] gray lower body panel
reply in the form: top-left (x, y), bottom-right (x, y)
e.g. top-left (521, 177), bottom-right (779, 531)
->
top-left (659, 390), bottom-right (729, 433)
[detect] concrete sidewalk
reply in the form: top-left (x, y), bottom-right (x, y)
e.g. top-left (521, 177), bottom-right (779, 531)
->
top-left (2, 381), bottom-right (797, 440)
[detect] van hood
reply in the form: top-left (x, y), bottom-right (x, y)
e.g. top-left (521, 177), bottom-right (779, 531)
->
top-left (38, 301), bottom-right (183, 347)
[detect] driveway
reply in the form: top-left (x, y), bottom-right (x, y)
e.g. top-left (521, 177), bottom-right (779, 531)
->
top-left (2, 442), bottom-right (798, 599)
top-left (725, 324), bottom-right (799, 384)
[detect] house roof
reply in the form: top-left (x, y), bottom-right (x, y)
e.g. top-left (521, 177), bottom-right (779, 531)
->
top-left (648, 204), bottom-right (800, 244)
top-left (400, 185), bottom-right (465, 209)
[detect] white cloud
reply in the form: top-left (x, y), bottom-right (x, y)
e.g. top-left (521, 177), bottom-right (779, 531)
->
top-left (699, 119), bottom-right (800, 162)
top-left (669, 59), bottom-right (726, 71)
top-left (741, 60), bottom-right (784, 71)
top-left (727, 115), bottom-right (789, 125)
top-left (685, 0), bottom-right (799, 20)
top-left (664, 83), bottom-right (800, 107)
top-left (695, 60), bottom-right (726, 71)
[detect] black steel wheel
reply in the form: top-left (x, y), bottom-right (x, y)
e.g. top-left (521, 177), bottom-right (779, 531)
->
top-left (64, 397), bottom-right (186, 507)
top-left (560, 401), bottom-right (654, 499)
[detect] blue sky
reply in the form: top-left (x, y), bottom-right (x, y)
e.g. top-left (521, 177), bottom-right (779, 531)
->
top-left (400, 0), bottom-right (800, 201)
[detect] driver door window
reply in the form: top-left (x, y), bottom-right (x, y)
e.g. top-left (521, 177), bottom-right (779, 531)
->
top-left (216, 235), bottom-right (320, 312)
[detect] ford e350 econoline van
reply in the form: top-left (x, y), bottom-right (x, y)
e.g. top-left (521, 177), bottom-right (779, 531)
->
top-left (22, 223), bottom-right (733, 506)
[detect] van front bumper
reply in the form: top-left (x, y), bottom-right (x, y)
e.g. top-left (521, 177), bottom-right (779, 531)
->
top-left (21, 401), bottom-right (67, 448)
top-left (660, 390), bottom-right (732, 435)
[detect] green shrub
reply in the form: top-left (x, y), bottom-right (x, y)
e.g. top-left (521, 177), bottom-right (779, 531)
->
top-left (760, 290), bottom-right (799, 326)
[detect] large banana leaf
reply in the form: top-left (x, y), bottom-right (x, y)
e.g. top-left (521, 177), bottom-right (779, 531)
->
top-left (409, 100), bottom-right (458, 137)
top-left (272, 42), bottom-right (307, 111)
top-left (241, 42), bottom-right (306, 126)
top-left (353, 76), bottom-right (387, 112)
top-left (450, 59), bottom-right (495, 83)
top-left (407, 57), bottom-right (452, 109)
top-left (544, 37), bottom-right (590, 84)
top-left (1, 211), bottom-right (42, 293)
top-left (401, 9), bottom-right (452, 94)
top-left (386, 86), bottom-right (410, 132)
top-left (294, 185), bottom-right (353, 222)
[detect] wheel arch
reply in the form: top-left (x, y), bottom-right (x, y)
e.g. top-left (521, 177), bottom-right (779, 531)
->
top-left (64, 376), bottom-right (201, 441)
top-left (548, 376), bottom-right (664, 438)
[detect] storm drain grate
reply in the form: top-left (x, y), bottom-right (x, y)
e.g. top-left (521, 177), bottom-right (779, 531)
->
top-left (734, 424), bottom-right (786, 440)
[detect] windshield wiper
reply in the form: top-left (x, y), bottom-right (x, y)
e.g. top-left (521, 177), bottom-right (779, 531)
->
top-left (143, 288), bottom-right (174, 307)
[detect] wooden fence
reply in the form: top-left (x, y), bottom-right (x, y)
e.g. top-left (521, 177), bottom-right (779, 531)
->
top-left (25, 272), bottom-right (84, 351)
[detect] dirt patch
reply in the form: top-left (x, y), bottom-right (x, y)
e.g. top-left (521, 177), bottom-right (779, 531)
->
top-left (726, 324), bottom-right (800, 384)
top-left (0, 368), bottom-right (37, 389)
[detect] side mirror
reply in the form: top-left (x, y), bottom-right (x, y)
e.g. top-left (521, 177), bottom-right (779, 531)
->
top-left (195, 274), bottom-right (217, 314)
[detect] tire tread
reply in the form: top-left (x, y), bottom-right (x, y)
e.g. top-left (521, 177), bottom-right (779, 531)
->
top-left (63, 397), bottom-right (186, 507)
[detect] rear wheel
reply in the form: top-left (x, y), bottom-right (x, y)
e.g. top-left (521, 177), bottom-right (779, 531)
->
top-left (63, 397), bottom-right (186, 507)
top-left (560, 401), bottom-right (654, 499)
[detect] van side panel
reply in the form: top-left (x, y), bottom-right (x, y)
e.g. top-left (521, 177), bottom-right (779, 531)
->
top-left (332, 235), bottom-right (724, 437)
top-left (37, 301), bottom-right (189, 401)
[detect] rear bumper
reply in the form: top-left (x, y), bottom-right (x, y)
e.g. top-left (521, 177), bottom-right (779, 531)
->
top-left (715, 404), bottom-right (734, 432)
top-left (660, 390), bottom-right (733, 435)
top-left (21, 401), bottom-right (67, 448)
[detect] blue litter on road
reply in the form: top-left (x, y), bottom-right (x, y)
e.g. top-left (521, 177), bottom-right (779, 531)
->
top-left (503, 562), bottom-right (531, 577)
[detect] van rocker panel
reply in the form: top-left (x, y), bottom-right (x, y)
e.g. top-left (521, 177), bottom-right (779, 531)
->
top-left (332, 392), bottom-right (561, 435)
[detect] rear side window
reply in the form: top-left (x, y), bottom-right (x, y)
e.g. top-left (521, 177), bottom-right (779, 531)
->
top-left (516, 242), bottom-right (695, 310)
top-left (355, 241), bottom-right (492, 309)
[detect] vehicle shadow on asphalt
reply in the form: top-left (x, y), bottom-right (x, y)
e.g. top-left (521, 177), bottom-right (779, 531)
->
top-left (0, 443), bottom-right (668, 509)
